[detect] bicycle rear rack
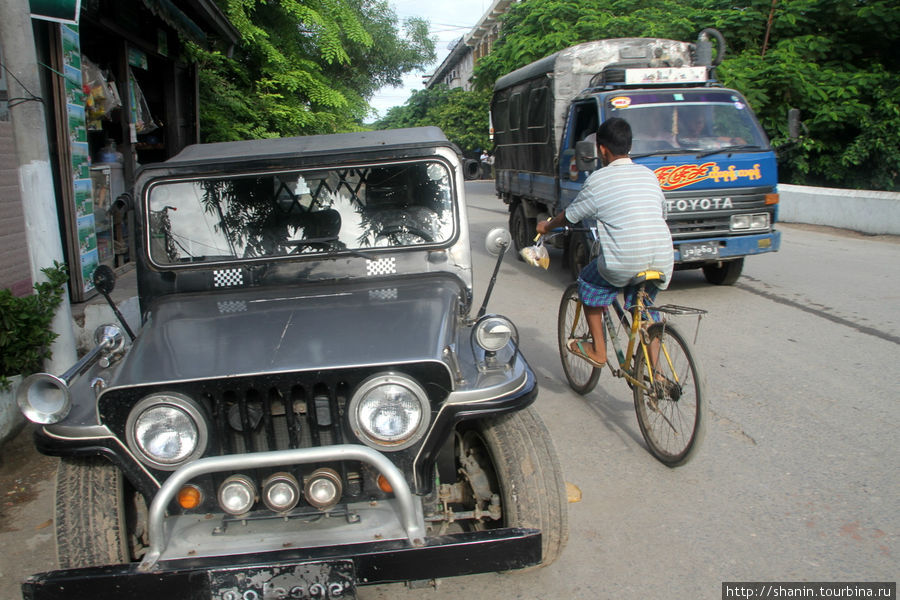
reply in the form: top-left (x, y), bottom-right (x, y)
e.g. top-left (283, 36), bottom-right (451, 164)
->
top-left (652, 304), bottom-right (707, 344)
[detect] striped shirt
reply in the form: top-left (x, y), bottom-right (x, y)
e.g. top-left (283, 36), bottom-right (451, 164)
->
top-left (565, 158), bottom-right (674, 289)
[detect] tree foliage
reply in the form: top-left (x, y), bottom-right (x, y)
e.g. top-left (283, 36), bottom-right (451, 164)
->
top-left (187, 0), bottom-right (435, 141)
top-left (467, 0), bottom-right (899, 190)
top-left (374, 85), bottom-right (493, 153)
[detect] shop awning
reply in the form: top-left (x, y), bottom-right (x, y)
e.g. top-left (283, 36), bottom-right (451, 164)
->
top-left (139, 0), bottom-right (239, 48)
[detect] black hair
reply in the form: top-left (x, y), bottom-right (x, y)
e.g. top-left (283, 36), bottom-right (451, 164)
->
top-left (596, 117), bottom-right (632, 155)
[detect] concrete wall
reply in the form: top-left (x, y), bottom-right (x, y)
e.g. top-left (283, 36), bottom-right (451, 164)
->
top-left (778, 184), bottom-right (900, 236)
top-left (0, 120), bottom-right (32, 296)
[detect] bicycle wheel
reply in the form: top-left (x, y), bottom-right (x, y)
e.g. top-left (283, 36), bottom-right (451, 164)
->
top-left (632, 322), bottom-right (706, 466)
top-left (557, 283), bottom-right (601, 394)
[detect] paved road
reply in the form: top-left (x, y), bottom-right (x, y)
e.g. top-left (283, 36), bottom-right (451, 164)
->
top-left (1, 180), bottom-right (897, 599)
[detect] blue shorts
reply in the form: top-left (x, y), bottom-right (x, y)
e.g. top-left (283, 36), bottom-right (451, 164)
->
top-left (577, 259), bottom-right (660, 310)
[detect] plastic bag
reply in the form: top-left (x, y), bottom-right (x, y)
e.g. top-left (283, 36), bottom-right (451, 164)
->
top-left (128, 67), bottom-right (158, 134)
top-left (82, 57), bottom-right (122, 129)
top-left (520, 236), bottom-right (550, 269)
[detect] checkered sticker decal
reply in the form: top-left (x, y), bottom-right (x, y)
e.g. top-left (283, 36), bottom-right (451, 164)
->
top-left (213, 268), bottom-right (244, 288)
top-left (366, 257), bottom-right (396, 277)
top-left (217, 300), bottom-right (247, 313)
top-left (369, 288), bottom-right (398, 302)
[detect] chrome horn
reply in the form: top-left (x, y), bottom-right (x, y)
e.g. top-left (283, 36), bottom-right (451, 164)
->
top-left (17, 324), bottom-right (125, 424)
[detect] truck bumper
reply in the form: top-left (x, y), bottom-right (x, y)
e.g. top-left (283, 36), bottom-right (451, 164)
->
top-left (674, 230), bottom-right (781, 263)
top-left (22, 528), bottom-right (541, 599)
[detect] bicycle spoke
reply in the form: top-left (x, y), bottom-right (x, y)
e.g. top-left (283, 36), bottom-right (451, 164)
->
top-left (558, 283), bottom-right (600, 395)
top-left (633, 323), bottom-right (706, 466)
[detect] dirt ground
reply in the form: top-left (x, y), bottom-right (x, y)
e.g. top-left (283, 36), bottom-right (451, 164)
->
top-left (0, 423), bottom-right (58, 599)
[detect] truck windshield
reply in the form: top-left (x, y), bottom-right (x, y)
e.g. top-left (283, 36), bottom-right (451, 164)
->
top-left (608, 90), bottom-right (769, 156)
top-left (146, 160), bottom-right (455, 266)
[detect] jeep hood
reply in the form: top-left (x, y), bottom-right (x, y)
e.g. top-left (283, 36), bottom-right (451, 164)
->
top-left (110, 277), bottom-right (462, 388)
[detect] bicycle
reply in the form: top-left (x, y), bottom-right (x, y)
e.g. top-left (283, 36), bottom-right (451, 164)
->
top-left (552, 230), bottom-right (708, 466)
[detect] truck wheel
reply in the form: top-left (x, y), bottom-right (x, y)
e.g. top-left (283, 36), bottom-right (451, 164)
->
top-left (55, 457), bottom-right (143, 568)
top-left (509, 202), bottom-right (535, 258)
top-left (456, 406), bottom-right (568, 566)
top-left (568, 231), bottom-right (590, 281)
top-left (702, 258), bottom-right (744, 285)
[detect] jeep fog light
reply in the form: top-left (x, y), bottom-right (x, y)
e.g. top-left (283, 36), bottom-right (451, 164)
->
top-left (349, 373), bottom-right (430, 450)
top-left (218, 474), bottom-right (256, 516)
top-left (262, 472), bottom-right (300, 512)
top-left (126, 393), bottom-right (207, 470)
top-left (303, 468), bottom-right (342, 510)
top-left (474, 316), bottom-right (514, 352)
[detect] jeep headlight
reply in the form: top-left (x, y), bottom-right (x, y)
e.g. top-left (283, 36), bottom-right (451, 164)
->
top-left (349, 373), bottom-right (430, 451)
top-left (126, 393), bottom-right (207, 470)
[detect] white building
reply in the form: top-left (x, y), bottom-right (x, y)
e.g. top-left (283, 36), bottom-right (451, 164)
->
top-left (426, 0), bottom-right (516, 90)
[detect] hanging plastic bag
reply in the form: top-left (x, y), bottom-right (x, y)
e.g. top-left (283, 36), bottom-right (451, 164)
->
top-left (128, 67), bottom-right (159, 134)
top-left (520, 235), bottom-right (550, 269)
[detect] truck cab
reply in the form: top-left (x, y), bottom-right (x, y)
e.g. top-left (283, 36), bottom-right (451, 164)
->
top-left (491, 31), bottom-right (781, 284)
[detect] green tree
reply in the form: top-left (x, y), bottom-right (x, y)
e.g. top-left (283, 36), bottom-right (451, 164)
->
top-left (187, 0), bottom-right (435, 141)
top-left (374, 85), bottom-right (492, 154)
top-left (471, 0), bottom-right (899, 190)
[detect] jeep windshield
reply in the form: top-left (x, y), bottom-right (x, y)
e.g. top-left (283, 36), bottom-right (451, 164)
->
top-left (609, 90), bottom-right (770, 157)
top-left (146, 160), bottom-right (455, 266)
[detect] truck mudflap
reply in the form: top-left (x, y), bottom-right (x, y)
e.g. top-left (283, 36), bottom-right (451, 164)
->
top-left (21, 528), bottom-right (541, 600)
top-left (674, 230), bottom-right (781, 263)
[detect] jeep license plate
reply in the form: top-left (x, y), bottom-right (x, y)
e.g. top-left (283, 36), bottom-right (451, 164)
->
top-left (679, 242), bottom-right (719, 262)
top-left (209, 560), bottom-right (356, 599)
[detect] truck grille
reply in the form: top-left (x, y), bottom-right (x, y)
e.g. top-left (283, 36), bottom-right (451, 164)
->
top-left (668, 216), bottom-right (731, 238)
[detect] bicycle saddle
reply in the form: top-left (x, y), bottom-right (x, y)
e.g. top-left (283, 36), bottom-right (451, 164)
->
top-left (630, 270), bottom-right (666, 285)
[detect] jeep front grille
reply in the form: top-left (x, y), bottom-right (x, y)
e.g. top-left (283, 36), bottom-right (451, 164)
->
top-left (207, 383), bottom-right (348, 456)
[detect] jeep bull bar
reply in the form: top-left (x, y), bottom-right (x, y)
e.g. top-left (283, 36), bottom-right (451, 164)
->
top-left (22, 444), bottom-right (542, 599)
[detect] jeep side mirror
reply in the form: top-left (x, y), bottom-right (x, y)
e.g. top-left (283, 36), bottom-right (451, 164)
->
top-left (575, 140), bottom-right (597, 172)
top-left (484, 228), bottom-right (512, 257)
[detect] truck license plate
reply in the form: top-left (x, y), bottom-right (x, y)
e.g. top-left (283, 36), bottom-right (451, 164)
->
top-left (209, 560), bottom-right (356, 599)
top-left (679, 242), bottom-right (719, 261)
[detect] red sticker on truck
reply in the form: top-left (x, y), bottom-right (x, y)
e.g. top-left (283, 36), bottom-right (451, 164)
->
top-left (610, 96), bottom-right (631, 108)
top-left (654, 163), bottom-right (763, 191)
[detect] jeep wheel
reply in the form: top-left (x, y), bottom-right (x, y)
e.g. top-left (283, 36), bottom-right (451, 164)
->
top-left (456, 406), bottom-right (568, 566)
top-left (509, 202), bottom-right (535, 258)
top-left (55, 457), bottom-right (146, 568)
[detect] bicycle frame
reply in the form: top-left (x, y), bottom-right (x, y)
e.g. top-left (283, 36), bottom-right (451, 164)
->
top-left (602, 287), bottom-right (654, 391)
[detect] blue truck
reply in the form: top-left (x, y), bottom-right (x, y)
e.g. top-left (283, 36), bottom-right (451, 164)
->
top-left (491, 29), bottom-right (781, 284)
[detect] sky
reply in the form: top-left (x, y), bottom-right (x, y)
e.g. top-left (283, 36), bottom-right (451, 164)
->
top-left (368, 0), bottom-right (495, 119)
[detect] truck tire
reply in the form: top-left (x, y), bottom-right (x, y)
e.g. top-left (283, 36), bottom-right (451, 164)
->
top-left (55, 457), bottom-right (135, 568)
top-left (456, 406), bottom-right (569, 567)
top-left (702, 258), bottom-right (744, 285)
top-left (509, 202), bottom-right (536, 258)
top-left (567, 231), bottom-right (591, 281)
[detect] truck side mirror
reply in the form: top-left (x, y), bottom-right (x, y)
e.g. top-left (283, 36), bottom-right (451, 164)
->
top-left (575, 140), bottom-right (597, 172)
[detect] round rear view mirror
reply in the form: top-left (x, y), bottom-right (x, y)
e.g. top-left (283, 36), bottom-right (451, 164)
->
top-left (485, 228), bottom-right (512, 257)
top-left (92, 265), bottom-right (117, 295)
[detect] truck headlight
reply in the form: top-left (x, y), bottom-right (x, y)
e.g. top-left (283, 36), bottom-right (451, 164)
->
top-left (349, 373), bottom-right (430, 451)
top-left (126, 393), bottom-right (207, 470)
top-left (731, 213), bottom-right (769, 231)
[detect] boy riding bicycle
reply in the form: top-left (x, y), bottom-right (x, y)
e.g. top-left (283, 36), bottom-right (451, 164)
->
top-left (536, 117), bottom-right (674, 368)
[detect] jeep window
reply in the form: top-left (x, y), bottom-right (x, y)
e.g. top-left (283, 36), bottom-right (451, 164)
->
top-left (147, 161), bottom-right (455, 265)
